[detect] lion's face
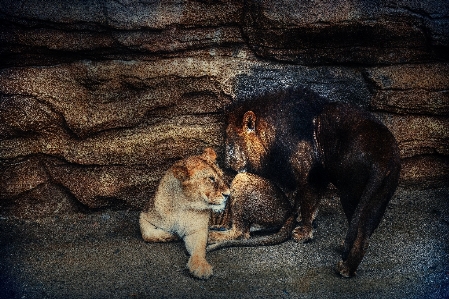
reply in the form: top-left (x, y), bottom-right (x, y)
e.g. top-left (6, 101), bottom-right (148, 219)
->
top-left (173, 148), bottom-right (230, 212)
top-left (225, 111), bottom-right (269, 174)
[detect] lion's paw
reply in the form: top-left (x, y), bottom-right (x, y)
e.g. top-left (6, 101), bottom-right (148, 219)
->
top-left (336, 260), bottom-right (356, 278)
top-left (292, 225), bottom-right (313, 242)
top-left (207, 231), bottom-right (223, 244)
top-left (187, 256), bottom-right (213, 279)
top-left (208, 229), bottom-right (240, 244)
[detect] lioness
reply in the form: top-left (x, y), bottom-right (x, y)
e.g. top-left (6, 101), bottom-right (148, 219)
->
top-left (225, 87), bottom-right (401, 277)
top-left (139, 148), bottom-right (230, 279)
top-left (207, 172), bottom-right (295, 251)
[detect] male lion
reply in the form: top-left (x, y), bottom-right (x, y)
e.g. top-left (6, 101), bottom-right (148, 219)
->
top-left (225, 87), bottom-right (401, 277)
top-left (139, 148), bottom-right (230, 279)
top-left (207, 172), bottom-right (295, 252)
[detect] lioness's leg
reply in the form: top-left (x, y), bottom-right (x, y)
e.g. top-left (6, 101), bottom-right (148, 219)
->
top-left (139, 212), bottom-right (178, 242)
top-left (184, 230), bottom-right (213, 279)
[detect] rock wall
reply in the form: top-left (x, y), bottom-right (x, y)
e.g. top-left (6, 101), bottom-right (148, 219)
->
top-left (0, 0), bottom-right (448, 218)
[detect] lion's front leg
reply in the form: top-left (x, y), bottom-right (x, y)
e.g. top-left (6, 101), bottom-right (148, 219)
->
top-left (208, 224), bottom-right (247, 244)
top-left (290, 142), bottom-right (323, 243)
top-left (292, 186), bottom-right (320, 242)
top-left (139, 212), bottom-right (178, 242)
top-left (184, 230), bottom-right (213, 279)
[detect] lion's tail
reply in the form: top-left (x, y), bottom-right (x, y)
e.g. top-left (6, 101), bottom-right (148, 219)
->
top-left (206, 215), bottom-right (296, 252)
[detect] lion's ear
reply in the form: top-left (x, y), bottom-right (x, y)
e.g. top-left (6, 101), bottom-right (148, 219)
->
top-left (172, 162), bottom-right (189, 181)
top-left (243, 111), bottom-right (256, 132)
top-left (201, 147), bottom-right (217, 163)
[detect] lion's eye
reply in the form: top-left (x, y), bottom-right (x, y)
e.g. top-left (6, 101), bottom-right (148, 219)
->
top-left (209, 176), bottom-right (216, 182)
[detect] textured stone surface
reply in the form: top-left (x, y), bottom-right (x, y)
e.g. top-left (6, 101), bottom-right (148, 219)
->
top-left (366, 64), bottom-right (449, 115)
top-left (0, 58), bottom-right (244, 213)
top-left (378, 114), bottom-right (449, 158)
top-left (0, 0), bottom-right (448, 218)
top-left (0, 0), bottom-right (245, 67)
top-left (242, 0), bottom-right (449, 64)
top-left (400, 155), bottom-right (449, 189)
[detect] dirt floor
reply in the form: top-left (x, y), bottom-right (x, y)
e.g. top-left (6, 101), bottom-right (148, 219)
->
top-left (1, 187), bottom-right (448, 299)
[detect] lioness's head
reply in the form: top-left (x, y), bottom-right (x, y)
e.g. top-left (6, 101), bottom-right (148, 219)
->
top-left (225, 110), bottom-right (271, 174)
top-left (172, 148), bottom-right (230, 212)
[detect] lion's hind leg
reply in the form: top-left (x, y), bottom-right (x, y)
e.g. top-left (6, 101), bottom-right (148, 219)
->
top-left (139, 212), bottom-right (178, 242)
top-left (337, 164), bottom-right (399, 277)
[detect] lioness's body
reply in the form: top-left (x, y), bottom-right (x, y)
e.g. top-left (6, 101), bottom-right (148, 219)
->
top-left (207, 172), bottom-right (295, 251)
top-left (225, 87), bottom-right (400, 277)
top-left (139, 148), bottom-right (230, 279)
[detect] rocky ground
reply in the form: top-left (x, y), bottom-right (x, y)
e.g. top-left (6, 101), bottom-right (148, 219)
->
top-left (1, 186), bottom-right (448, 299)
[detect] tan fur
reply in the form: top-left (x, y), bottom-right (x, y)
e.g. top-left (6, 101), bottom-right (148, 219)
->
top-left (139, 148), bottom-right (230, 279)
top-left (207, 172), bottom-right (294, 251)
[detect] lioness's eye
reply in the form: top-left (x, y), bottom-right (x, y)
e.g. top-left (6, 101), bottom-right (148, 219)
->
top-left (209, 176), bottom-right (216, 182)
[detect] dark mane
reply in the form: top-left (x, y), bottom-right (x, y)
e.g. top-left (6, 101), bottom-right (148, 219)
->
top-left (226, 86), bottom-right (328, 141)
top-left (226, 86), bottom-right (329, 190)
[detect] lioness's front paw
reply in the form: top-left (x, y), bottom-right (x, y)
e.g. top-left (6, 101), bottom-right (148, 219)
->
top-left (336, 260), bottom-right (356, 278)
top-left (187, 256), bottom-right (213, 279)
top-left (292, 225), bottom-right (313, 242)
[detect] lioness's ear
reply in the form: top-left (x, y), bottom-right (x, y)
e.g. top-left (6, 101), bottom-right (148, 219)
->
top-left (202, 147), bottom-right (217, 163)
top-left (172, 162), bottom-right (189, 181)
top-left (243, 111), bottom-right (256, 132)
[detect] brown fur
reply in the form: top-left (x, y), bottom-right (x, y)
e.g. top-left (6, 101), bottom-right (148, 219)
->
top-left (139, 148), bottom-right (230, 279)
top-left (207, 172), bottom-right (295, 251)
top-left (225, 87), bottom-right (400, 277)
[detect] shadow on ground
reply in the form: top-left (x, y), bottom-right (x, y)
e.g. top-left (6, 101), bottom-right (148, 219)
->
top-left (1, 187), bottom-right (448, 299)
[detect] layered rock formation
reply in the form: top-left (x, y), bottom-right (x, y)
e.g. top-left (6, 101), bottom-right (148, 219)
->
top-left (1, 0), bottom-right (448, 218)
